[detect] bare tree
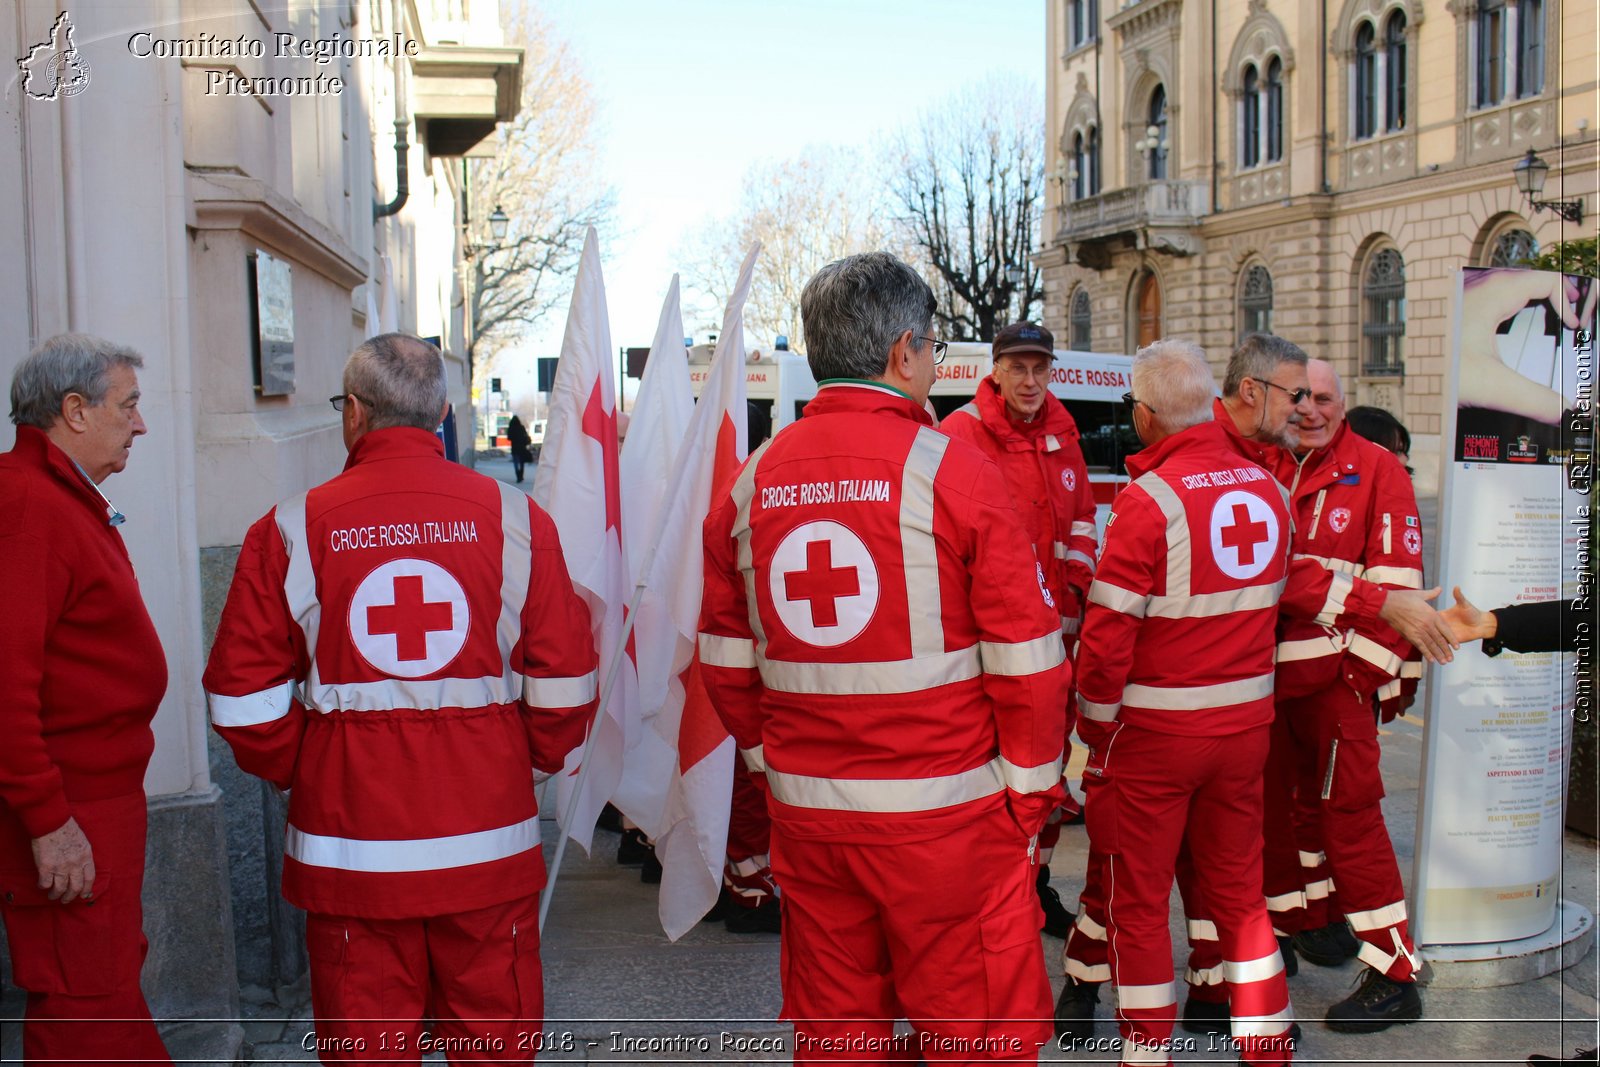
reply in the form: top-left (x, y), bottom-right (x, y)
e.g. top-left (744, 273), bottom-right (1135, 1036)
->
top-left (886, 76), bottom-right (1045, 341)
top-left (682, 147), bottom-right (899, 352)
top-left (466, 0), bottom-right (615, 378)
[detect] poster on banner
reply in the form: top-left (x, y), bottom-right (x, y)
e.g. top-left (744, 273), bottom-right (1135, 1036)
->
top-left (1415, 266), bottom-right (1596, 946)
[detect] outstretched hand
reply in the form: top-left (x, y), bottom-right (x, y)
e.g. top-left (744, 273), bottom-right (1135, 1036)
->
top-left (1439, 585), bottom-right (1498, 644)
top-left (1378, 586), bottom-right (1458, 664)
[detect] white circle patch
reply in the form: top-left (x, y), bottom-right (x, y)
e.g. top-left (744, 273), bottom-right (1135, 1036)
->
top-left (1328, 507), bottom-right (1352, 534)
top-left (1403, 528), bottom-right (1422, 555)
top-left (1209, 490), bottom-right (1281, 581)
top-left (769, 520), bottom-right (879, 647)
top-left (1062, 467), bottom-right (1077, 492)
top-left (348, 558), bottom-right (470, 678)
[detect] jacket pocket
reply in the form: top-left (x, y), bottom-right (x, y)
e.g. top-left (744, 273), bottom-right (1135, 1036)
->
top-left (0, 871), bottom-right (131, 996)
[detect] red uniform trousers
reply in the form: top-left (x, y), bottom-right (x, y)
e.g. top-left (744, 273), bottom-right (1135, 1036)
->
top-left (769, 804), bottom-right (1051, 1065)
top-left (724, 758), bottom-right (776, 908)
top-left (1093, 725), bottom-right (1293, 1066)
top-left (305, 894), bottom-right (544, 1065)
top-left (0, 792), bottom-right (171, 1067)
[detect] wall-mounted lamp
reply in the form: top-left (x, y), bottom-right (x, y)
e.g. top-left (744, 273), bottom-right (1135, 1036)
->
top-left (1513, 149), bottom-right (1583, 224)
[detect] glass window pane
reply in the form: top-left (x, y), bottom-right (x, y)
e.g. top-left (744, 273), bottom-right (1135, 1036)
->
top-left (1386, 13), bottom-right (1407, 130)
top-left (1242, 66), bottom-right (1260, 167)
top-left (1071, 289), bottom-right (1093, 351)
top-left (1355, 23), bottom-right (1377, 138)
top-left (1266, 59), bottom-right (1284, 161)
top-left (1362, 249), bottom-right (1407, 376)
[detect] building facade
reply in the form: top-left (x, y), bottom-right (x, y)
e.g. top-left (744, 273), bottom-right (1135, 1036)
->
top-left (1041, 0), bottom-right (1597, 491)
top-left (1, 0), bottom-right (520, 1053)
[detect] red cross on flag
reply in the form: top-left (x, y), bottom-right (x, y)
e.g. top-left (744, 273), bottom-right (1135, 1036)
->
top-left (532, 226), bottom-right (638, 854)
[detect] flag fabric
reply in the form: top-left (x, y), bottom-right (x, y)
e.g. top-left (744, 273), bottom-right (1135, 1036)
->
top-left (612, 276), bottom-right (695, 837)
top-left (531, 226), bottom-right (637, 853)
top-left (647, 243), bottom-right (760, 940)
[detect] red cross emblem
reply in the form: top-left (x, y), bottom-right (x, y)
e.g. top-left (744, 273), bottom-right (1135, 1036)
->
top-left (769, 520), bottom-right (879, 647)
top-left (1209, 491), bottom-right (1279, 580)
top-left (348, 559), bottom-right (470, 678)
top-left (784, 539), bottom-right (860, 627)
top-left (366, 575), bottom-right (454, 661)
top-left (1219, 503), bottom-right (1270, 566)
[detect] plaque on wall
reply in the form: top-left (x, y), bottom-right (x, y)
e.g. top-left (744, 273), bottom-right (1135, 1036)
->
top-left (249, 250), bottom-right (296, 396)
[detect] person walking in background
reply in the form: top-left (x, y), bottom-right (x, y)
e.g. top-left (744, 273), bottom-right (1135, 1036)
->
top-left (506, 412), bottom-right (533, 483)
top-left (0, 334), bottom-right (173, 1065)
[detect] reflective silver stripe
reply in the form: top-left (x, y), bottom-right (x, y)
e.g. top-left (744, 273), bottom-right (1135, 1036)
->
top-left (1122, 671), bottom-right (1275, 711)
top-left (740, 744), bottom-right (766, 772)
top-left (1357, 934), bottom-right (1420, 975)
top-left (1232, 1008), bottom-right (1295, 1038)
top-left (1364, 564), bottom-right (1423, 589)
top-left (275, 493), bottom-right (323, 696)
top-left (980, 633), bottom-right (1067, 677)
top-left (1382, 512), bottom-right (1393, 554)
top-left (208, 680), bottom-right (296, 728)
top-left (1066, 959), bottom-right (1111, 983)
top-left (1071, 520), bottom-right (1098, 539)
top-left (1298, 850), bottom-right (1325, 867)
top-left (951, 402), bottom-right (979, 420)
top-left (1075, 911), bottom-right (1107, 940)
top-left (304, 675), bottom-right (520, 713)
top-left (764, 759), bottom-right (1003, 813)
top-left (998, 753), bottom-right (1065, 793)
top-left (1277, 633), bottom-right (1348, 663)
top-left (1185, 964), bottom-right (1225, 987)
top-left (1060, 615), bottom-right (1080, 636)
top-left (1348, 634), bottom-right (1404, 676)
top-left (1078, 694), bottom-right (1121, 721)
top-left (1305, 878), bottom-right (1332, 900)
top-left (1401, 661), bottom-right (1422, 679)
top-left (901, 428), bottom-right (950, 659)
top-left (1066, 549), bottom-right (1098, 571)
top-left (699, 632), bottom-right (757, 669)
top-left (731, 439), bottom-right (776, 656)
top-left (1089, 579), bottom-right (1147, 618)
top-left (1265, 890), bottom-right (1306, 913)
top-left (759, 646), bottom-right (980, 695)
top-left (1146, 580), bottom-right (1284, 619)
top-left (1053, 541), bottom-right (1071, 560)
top-left (1347, 901), bottom-right (1408, 932)
top-left (1225, 951), bottom-right (1285, 985)
top-left (523, 670), bottom-right (598, 708)
top-left (1116, 980), bottom-right (1176, 1010)
top-left (1044, 434), bottom-right (1061, 451)
top-left (1294, 551), bottom-right (1364, 577)
top-left (1137, 472), bottom-right (1192, 597)
top-left (1187, 918), bottom-right (1219, 941)
top-left (728, 854), bottom-right (769, 876)
top-left (495, 482), bottom-right (534, 664)
top-left (285, 815), bottom-right (538, 873)
top-left (1315, 571), bottom-right (1354, 627)
top-left (1377, 679), bottom-right (1402, 701)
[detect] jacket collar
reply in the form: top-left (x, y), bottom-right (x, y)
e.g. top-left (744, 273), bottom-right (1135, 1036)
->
top-left (1125, 419), bottom-right (1232, 479)
top-left (1212, 396), bottom-right (1290, 472)
top-left (12, 424), bottom-right (118, 522)
top-left (804, 380), bottom-right (934, 426)
top-left (972, 377), bottom-right (1075, 449)
top-left (343, 426), bottom-right (447, 471)
top-left (1288, 421), bottom-right (1361, 489)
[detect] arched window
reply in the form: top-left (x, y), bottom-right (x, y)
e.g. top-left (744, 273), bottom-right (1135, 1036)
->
top-left (1265, 58), bottom-right (1284, 161)
top-left (1072, 132), bottom-right (1087, 200)
top-left (1476, 0), bottom-right (1507, 107)
top-left (1241, 65), bottom-right (1261, 168)
top-left (1068, 0), bottom-right (1099, 48)
top-left (1517, 0), bottom-right (1544, 96)
top-left (1362, 248), bottom-right (1406, 376)
top-left (1489, 228), bottom-right (1539, 266)
top-left (1135, 272), bottom-right (1163, 348)
top-left (1354, 22), bottom-right (1377, 138)
top-left (1086, 126), bottom-right (1101, 195)
top-left (1071, 289), bottom-right (1093, 350)
top-left (1148, 86), bottom-right (1169, 181)
top-left (1384, 12), bottom-right (1406, 131)
top-left (1239, 265), bottom-right (1274, 337)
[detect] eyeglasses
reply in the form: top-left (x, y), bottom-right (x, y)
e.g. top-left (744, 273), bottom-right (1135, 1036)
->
top-left (997, 360), bottom-right (1052, 382)
top-left (1251, 378), bottom-right (1312, 405)
top-left (916, 337), bottom-right (949, 364)
top-left (328, 393), bottom-right (371, 412)
top-left (1122, 391), bottom-right (1158, 414)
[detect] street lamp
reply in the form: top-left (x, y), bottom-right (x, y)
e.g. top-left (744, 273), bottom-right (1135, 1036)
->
top-left (1005, 262), bottom-right (1025, 288)
top-left (1513, 149), bottom-right (1583, 224)
top-left (488, 205), bottom-right (510, 242)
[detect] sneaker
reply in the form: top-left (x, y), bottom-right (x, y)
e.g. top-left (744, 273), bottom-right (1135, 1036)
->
top-left (640, 846), bottom-right (662, 884)
top-left (1053, 978), bottom-right (1099, 1043)
top-left (1527, 1049), bottom-right (1598, 1064)
top-left (1036, 866), bottom-right (1076, 939)
top-left (616, 828), bottom-right (650, 866)
top-left (1181, 996), bottom-right (1231, 1037)
top-left (724, 897), bottom-right (781, 934)
top-left (1325, 967), bottom-right (1422, 1032)
top-left (1277, 934), bottom-right (1299, 978)
top-left (1293, 921), bottom-right (1360, 967)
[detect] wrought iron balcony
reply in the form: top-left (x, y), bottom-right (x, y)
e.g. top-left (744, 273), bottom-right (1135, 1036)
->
top-left (1056, 179), bottom-right (1210, 262)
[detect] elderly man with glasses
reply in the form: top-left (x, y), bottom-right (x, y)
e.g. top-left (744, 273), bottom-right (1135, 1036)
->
top-left (942, 321), bottom-right (1097, 940)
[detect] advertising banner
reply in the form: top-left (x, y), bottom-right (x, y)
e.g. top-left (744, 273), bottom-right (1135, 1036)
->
top-left (1414, 266), bottom-right (1595, 945)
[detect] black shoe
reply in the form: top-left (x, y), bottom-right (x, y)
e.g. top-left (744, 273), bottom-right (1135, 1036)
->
top-left (1053, 978), bottom-right (1099, 1042)
top-left (1293, 921), bottom-right (1360, 967)
top-left (1528, 1048), bottom-right (1598, 1064)
top-left (724, 897), bottom-right (781, 934)
top-left (1278, 934), bottom-right (1299, 978)
top-left (700, 886), bottom-right (734, 923)
top-left (1181, 996), bottom-right (1231, 1037)
top-left (616, 828), bottom-right (650, 866)
top-left (640, 846), bottom-right (662, 884)
top-left (1325, 967), bottom-right (1422, 1032)
top-left (596, 802), bottom-right (624, 833)
top-left (1036, 866), bottom-right (1076, 938)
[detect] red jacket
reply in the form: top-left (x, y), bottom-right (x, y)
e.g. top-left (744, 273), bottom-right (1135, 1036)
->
top-left (1076, 420), bottom-right (1289, 738)
top-left (0, 427), bottom-right (167, 842)
top-left (1273, 422), bottom-right (1423, 712)
top-left (940, 379), bottom-right (1098, 639)
top-left (204, 428), bottom-right (596, 919)
top-left (699, 381), bottom-right (1071, 841)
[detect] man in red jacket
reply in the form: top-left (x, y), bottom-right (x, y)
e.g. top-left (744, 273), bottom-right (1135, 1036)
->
top-left (0, 334), bottom-right (172, 1065)
top-left (941, 319), bottom-right (1096, 937)
top-left (700, 252), bottom-right (1071, 1061)
top-left (205, 335), bottom-right (597, 1062)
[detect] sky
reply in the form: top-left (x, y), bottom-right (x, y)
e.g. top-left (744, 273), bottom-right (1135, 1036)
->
top-left (497, 0), bottom-right (1044, 404)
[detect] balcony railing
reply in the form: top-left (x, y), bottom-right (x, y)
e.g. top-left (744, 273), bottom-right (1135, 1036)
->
top-left (1057, 180), bottom-right (1209, 245)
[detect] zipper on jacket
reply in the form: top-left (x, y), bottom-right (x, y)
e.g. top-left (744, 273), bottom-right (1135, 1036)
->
top-left (1308, 489), bottom-right (1328, 542)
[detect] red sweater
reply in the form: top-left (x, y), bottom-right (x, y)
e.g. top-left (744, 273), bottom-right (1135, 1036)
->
top-left (0, 426), bottom-right (167, 840)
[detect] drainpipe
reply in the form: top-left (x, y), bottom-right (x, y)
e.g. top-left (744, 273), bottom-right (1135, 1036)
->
top-left (374, 0), bottom-right (409, 219)
top-left (1319, 0), bottom-right (1329, 193)
top-left (1211, 0), bottom-right (1220, 213)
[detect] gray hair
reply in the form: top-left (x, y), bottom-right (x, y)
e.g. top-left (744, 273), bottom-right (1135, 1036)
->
top-left (10, 333), bottom-right (145, 429)
top-left (343, 333), bottom-right (448, 431)
top-left (1132, 339), bottom-right (1217, 436)
top-left (800, 252), bottom-right (936, 381)
top-left (1223, 332), bottom-right (1308, 397)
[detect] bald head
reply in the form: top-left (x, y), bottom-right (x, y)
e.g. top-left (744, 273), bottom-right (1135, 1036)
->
top-left (1296, 358), bottom-right (1348, 453)
top-left (343, 333), bottom-right (448, 432)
